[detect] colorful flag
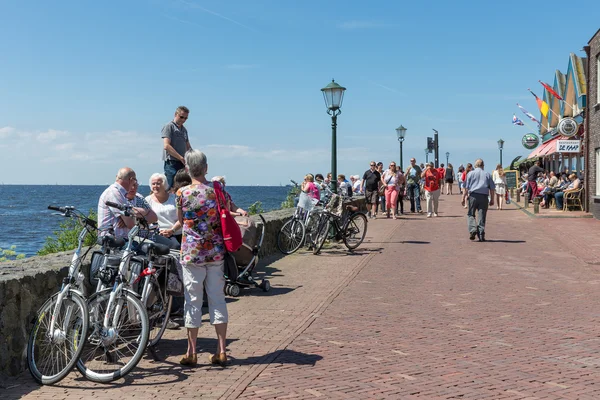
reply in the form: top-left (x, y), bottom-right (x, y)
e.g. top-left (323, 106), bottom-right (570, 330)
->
top-left (516, 103), bottom-right (541, 126)
top-left (512, 114), bottom-right (524, 126)
top-left (528, 89), bottom-right (549, 118)
top-left (539, 81), bottom-right (563, 100)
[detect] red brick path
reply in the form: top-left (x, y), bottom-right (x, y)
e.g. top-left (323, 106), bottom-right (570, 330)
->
top-left (7, 195), bottom-right (600, 399)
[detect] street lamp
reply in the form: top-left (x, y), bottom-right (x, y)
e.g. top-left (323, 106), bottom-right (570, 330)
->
top-left (425, 148), bottom-right (429, 164)
top-left (445, 151), bottom-right (450, 166)
top-left (432, 129), bottom-right (439, 167)
top-left (396, 125), bottom-right (407, 169)
top-left (497, 138), bottom-right (505, 167)
top-left (321, 79), bottom-right (346, 194)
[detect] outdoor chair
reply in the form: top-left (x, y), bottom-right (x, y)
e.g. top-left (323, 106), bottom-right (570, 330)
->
top-left (563, 187), bottom-right (584, 212)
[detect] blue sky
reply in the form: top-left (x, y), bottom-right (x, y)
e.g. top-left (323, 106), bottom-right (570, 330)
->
top-left (1, 0), bottom-right (598, 185)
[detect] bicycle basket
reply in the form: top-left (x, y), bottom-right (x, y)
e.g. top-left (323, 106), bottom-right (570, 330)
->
top-left (298, 192), bottom-right (319, 211)
top-left (325, 193), bottom-right (344, 217)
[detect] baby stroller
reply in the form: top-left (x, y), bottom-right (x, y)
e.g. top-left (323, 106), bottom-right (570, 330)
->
top-left (224, 214), bottom-right (269, 297)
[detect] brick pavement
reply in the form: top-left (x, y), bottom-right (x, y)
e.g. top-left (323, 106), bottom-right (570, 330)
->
top-left (6, 194), bottom-right (600, 399)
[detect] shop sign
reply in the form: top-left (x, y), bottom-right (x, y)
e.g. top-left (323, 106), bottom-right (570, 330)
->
top-left (522, 133), bottom-right (540, 149)
top-left (557, 117), bottom-right (579, 137)
top-left (556, 140), bottom-right (581, 153)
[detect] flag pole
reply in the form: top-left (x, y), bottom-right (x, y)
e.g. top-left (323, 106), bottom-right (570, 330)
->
top-left (538, 80), bottom-right (575, 112)
top-left (528, 88), bottom-right (561, 121)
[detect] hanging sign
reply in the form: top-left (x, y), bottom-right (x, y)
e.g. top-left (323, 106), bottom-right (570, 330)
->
top-left (556, 140), bottom-right (581, 153)
top-left (522, 133), bottom-right (540, 150)
top-left (557, 117), bottom-right (579, 138)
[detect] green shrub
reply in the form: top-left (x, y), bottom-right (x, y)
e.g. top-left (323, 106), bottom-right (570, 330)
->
top-left (38, 210), bottom-right (98, 256)
top-left (280, 180), bottom-right (301, 209)
top-left (248, 201), bottom-right (264, 215)
top-left (0, 245), bottom-right (26, 262)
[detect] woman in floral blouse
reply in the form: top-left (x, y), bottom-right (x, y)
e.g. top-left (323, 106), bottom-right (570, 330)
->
top-left (176, 149), bottom-right (229, 367)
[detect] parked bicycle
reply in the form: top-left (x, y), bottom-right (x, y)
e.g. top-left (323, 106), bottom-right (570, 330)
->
top-left (76, 201), bottom-right (150, 383)
top-left (311, 194), bottom-right (368, 255)
top-left (27, 206), bottom-right (97, 385)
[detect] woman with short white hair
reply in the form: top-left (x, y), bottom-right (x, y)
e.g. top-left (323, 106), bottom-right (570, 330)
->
top-left (177, 149), bottom-right (229, 367)
top-left (145, 172), bottom-right (182, 246)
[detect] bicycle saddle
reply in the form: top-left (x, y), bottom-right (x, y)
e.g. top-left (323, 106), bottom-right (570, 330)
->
top-left (345, 205), bottom-right (359, 213)
top-left (98, 235), bottom-right (126, 249)
top-left (141, 242), bottom-right (171, 256)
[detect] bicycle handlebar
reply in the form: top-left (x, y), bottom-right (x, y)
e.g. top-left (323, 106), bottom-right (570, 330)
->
top-left (48, 205), bottom-right (74, 213)
top-left (47, 205), bottom-right (97, 228)
top-left (105, 201), bottom-right (127, 211)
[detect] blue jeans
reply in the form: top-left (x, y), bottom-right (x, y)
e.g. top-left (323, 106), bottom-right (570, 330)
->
top-left (164, 160), bottom-right (185, 189)
top-left (555, 191), bottom-right (565, 209)
top-left (407, 183), bottom-right (421, 212)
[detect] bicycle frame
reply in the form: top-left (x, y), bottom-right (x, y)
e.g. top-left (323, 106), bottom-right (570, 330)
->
top-left (103, 224), bottom-right (139, 329)
top-left (47, 209), bottom-right (94, 340)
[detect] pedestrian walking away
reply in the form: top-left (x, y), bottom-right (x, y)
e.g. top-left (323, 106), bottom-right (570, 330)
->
top-left (362, 161), bottom-right (381, 218)
top-left (421, 162), bottom-right (441, 217)
top-left (444, 163), bottom-right (455, 195)
top-left (405, 158), bottom-right (422, 213)
top-left (464, 159), bottom-right (495, 242)
top-left (162, 106), bottom-right (192, 189)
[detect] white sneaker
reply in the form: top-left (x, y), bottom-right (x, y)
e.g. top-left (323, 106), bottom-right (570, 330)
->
top-left (433, 213), bottom-right (438, 217)
top-left (427, 213), bottom-right (432, 218)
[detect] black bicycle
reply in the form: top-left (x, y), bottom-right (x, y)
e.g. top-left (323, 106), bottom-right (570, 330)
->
top-left (312, 199), bottom-right (368, 255)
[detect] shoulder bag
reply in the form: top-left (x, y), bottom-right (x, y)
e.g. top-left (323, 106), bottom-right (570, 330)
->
top-left (212, 181), bottom-right (243, 252)
top-left (379, 174), bottom-right (393, 195)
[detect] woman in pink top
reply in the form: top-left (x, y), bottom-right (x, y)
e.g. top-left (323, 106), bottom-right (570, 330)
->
top-left (301, 174), bottom-right (320, 200)
top-left (381, 162), bottom-right (401, 219)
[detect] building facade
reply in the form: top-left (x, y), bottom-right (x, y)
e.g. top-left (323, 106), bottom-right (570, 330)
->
top-left (586, 30), bottom-right (600, 219)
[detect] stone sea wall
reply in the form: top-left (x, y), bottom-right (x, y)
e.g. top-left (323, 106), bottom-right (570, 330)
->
top-left (0, 197), bottom-right (365, 378)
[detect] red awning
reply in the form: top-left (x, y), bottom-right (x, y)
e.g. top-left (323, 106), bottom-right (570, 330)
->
top-left (526, 135), bottom-right (571, 159)
top-left (527, 138), bottom-right (557, 159)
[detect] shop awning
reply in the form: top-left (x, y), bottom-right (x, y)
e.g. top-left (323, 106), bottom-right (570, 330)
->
top-left (527, 138), bottom-right (557, 159)
top-left (526, 135), bottom-right (570, 159)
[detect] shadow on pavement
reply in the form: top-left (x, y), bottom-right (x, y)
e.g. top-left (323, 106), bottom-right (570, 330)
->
top-left (368, 240), bottom-right (431, 245)
top-left (317, 247), bottom-right (384, 257)
top-left (482, 239), bottom-right (526, 243)
top-left (233, 348), bottom-right (323, 366)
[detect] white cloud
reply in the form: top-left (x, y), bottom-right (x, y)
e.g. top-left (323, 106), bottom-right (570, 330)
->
top-left (0, 126), bottom-right (15, 139)
top-left (37, 129), bottom-right (68, 143)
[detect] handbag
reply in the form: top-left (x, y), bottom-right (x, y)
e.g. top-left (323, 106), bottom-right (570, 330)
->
top-left (166, 256), bottom-right (184, 296)
top-left (212, 181), bottom-right (243, 252)
top-left (379, 175), bottom-right (393, 195)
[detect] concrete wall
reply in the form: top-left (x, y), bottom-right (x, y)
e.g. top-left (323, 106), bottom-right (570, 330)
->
top-left (0, 197), bottom-right (365, 378)
top-left (587, 32), bottom-right (600, 219)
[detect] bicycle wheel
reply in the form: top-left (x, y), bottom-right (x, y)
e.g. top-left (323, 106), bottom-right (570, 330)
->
top-left (343, 213), bottom-right (368, 250)
top-left (77, 288), bottom-right (149, 383)
top-left (276, 218), bottom-right (305, 254)
top-left (146, 276), bottom-right (173, 348)
top-left (312, 216), bottom-right (330, 255)
top-left (27, 290), bottom-right (89, 385)
top-left (304, 212), bottom-right (321, 248)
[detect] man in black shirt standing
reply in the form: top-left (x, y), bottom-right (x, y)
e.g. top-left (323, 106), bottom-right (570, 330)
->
top-left (362, 161), bottom-right (381, 219)
top-left (527, 160), bottom-right (544, 201)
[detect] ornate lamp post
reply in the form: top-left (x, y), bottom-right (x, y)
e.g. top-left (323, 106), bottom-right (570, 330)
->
top-left (445, 151), bottom-right (450, 166)
top-left (497, 138), bottom-right (505, 167)
top-left (321, 79), bottom-right (346, 194)
top-left (396, 125), bottom-right (407, 169)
